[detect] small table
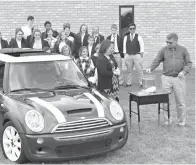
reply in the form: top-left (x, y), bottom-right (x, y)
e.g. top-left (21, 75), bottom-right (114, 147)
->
top-left (129, 89), bottom-right (170, 130)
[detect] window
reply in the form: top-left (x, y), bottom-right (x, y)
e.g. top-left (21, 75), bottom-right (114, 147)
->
top-left (119, 5), bottom-right (134, 37)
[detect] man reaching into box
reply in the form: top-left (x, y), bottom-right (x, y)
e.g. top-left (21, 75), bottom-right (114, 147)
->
top-left (146, 33), bottom-right (192, 126)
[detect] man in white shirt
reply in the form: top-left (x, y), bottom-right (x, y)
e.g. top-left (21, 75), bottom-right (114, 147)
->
top-left (123, 23), bottom-right (144, 88)
top-left (21, 15), bottom-right (35, 39)
top-left (107, 24), bottom-right (124, 85)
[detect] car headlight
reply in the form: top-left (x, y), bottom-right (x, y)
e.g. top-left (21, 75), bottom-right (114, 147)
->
top-left (109, 101), bottom-right (124, 121)
top-left (25, 110), bottom-right (44, 132)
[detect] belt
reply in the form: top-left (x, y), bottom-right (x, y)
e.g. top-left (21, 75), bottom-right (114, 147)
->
top-left (113, 52), bottom-right (119, 54)
top-left (163, 74), bottom-right (178, 77)
top-left (128, 52), bottom-right (140, 55)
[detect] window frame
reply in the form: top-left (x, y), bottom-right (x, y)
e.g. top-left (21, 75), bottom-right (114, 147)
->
top-left (0, 61), bottom-right (6, 92)
top-left (119, 5), bottom-right (134, 37)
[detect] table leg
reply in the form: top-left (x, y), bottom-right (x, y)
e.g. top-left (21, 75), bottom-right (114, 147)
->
top-left (167, 101), bottom-right (170, 125)
top-left (158, 103), bottom-right (160, 125)
top-left (137, 102), bottom-right (141, 132)
top-left (129, 95), bottom-right (132, 129)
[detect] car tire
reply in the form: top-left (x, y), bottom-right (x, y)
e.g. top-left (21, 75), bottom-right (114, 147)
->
top-left (1, 121), bottom-right (28, 164)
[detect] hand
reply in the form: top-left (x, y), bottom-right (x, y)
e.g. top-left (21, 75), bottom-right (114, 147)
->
top-left (178, 71), bottom-right (185, 79)
top-left (140, 52), bottom-right (144, 58)
top-left (113, 68), bottom-right (120, 76)
top-left (146, 68), bottom-right (151, 73)
top-left (88, 77), bottom-right (96, 84)
top-left (46, 49), bottom-right (51, 53)
top-left (124, 53), bottom-right (128, 59)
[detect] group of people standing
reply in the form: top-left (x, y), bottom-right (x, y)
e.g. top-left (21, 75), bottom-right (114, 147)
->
top-left (0, 15), bottom-right (145, 102)
top-left (0, 15), bottom-right (193, 126)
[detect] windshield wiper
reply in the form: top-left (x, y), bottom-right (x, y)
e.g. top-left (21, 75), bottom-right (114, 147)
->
top-left (11, 88), bottom-right (55, 94)
top-left (53, 85), bottom-right (89, 90)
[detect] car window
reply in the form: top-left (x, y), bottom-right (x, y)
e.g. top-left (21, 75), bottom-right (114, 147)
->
top-left (8, 60), bottom-right (88, 92)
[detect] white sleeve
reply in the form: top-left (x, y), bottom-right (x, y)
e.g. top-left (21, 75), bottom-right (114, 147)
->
top-left (90, 59), bottom-right (95, 69)
top-left (123, 36), bottom-right (127, 54)
top-left (138, 35), bottom-right (144, 53)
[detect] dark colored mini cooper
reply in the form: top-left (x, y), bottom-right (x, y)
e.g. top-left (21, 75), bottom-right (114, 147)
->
top-left (0, 48), bottom-right (128, 163)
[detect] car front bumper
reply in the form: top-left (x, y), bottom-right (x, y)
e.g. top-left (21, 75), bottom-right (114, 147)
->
top-left (21, 122), bottom-right (128, 162)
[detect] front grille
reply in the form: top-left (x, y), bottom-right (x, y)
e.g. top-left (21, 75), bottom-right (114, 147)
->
top-left (55, 138), bottom-right (112, 157)
top-left (52, 118), bottom-right (111, 133)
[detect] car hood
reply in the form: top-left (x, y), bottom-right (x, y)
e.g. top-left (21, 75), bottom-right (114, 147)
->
top-left (11, 89), bottom-right (111, 124)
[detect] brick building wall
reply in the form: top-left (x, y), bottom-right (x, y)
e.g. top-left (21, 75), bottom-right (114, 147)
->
top-left (0, 0), bottom-right (195, 68)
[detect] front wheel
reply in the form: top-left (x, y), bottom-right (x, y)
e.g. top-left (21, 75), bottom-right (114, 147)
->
top-left (1, 121), bottom-right (28, 164)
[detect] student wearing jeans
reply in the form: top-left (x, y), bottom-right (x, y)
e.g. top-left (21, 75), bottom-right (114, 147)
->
top-left (146, 33), bottom-right (192, 126)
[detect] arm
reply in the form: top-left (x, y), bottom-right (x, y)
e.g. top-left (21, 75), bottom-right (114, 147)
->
top-left (96, 57), bottom-right (113, 77)
top-left (100, 35), bottom-right (104, 42)
top-left (123, 35), bottom-right (127, 54)
top-left (67, 40), bottom-right (74, 54)
top-left (9, 39), bottom-right (13, 48)
top-left (182, 48), bottom-right (192, 74)
top-left (54, 30), bottom-right (59, 38)
top-left (42, 40), bottom-right (50, 51)
top-left (150, 48), bottom-right (164, 72)
top-left (138, 35), bottom-right (144, 57)
top-left (3, 40), bottom-right (9, 48)
top-left (109, 54), bottom-right (118, 69)
top-left (41, 32), bottom-right (45, 40)
top-left (118, 36), bottom-right (124, 58)
top-left (90, 59), bottom-right (95, 69)
top-left (53, 42), bottom-right (59, 53)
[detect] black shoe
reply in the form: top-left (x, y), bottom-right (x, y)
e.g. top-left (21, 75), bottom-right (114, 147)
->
top-left (124, 83), bottom-right (132, 87)
top-left (115, 97), bottom-right (119, 102)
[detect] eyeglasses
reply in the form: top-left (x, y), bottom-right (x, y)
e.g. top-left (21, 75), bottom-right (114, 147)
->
top-left (129, 28), bottom-right (135, 30)
top-left (166, 41), bottom-right (173, 44)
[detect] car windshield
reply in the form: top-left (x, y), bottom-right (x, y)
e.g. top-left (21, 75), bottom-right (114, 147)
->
top-left (9, 60), bottom-right (88, 92)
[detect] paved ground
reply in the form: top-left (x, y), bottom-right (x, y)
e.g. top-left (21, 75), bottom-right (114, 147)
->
top-left (0, 69), bottom-right (195, 164)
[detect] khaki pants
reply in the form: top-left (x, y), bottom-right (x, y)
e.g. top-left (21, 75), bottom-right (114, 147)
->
top-left (161, 75), bottom-right (186, 122)
top-left (125, 54), bottom-right (143, 85)
top-left (113, 53), bottom-right (124, 84)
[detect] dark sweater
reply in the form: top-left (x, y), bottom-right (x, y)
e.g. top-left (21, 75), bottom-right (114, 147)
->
top-left (96, 54), bottom-right (117, 91)
top-left (0, 39), bottom-right (9, 48)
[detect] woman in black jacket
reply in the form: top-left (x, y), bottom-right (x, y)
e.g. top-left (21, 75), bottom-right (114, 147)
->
top-left (0, 31), bottom-right (8, 49)
top-left (28, 29), bottom-right (50, 52)
top-left (75, 24), bottom-right (90, 58)
top-left (9, 28), bottom-right (28, 48)
top-left (96, 39), bottom-right (120, 102)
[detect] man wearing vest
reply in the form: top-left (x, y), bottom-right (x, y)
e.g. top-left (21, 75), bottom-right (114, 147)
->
top-left (107, 24), bottom-right (124, 85)
top-left (123, 23), bottom-right (144, 87)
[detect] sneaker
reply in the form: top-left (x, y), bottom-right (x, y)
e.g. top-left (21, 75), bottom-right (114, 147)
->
top-left (119, 83), bottom-right (124, 86)
top-left (177, 121), bottom-right (186, 126)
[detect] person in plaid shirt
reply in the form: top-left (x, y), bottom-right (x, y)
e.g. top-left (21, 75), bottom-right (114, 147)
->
top-left (75, 46), bottom-right (95, 78)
